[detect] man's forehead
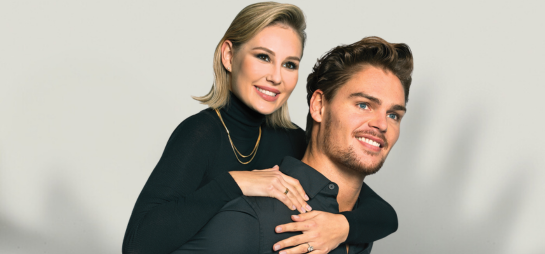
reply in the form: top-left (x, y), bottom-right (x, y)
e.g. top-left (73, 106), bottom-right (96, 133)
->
top-left (339, 66), bottom-right (405, 106)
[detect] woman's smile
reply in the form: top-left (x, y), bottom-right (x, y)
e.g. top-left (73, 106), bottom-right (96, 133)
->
top-left (254, 85), bottom-right (280, 102)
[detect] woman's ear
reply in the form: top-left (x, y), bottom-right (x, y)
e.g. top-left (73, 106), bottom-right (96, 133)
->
top-left (221, 40), bottom-right (234, 72)
top-left (309, 90), bottom-right (325, 123)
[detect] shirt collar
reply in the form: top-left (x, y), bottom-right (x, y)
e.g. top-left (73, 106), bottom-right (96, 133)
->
top-left (279, 156), bottom-right (333, 199)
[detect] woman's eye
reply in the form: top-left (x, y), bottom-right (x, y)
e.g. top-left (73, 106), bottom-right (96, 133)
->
top-left (388, 113), bottom-right (399, 121)
top-left (256, 54), bottom-right (270, 62)
top-left (283, 62), bottom-right (297, 70)
top-left (358, 103), bottom-right (368, 109)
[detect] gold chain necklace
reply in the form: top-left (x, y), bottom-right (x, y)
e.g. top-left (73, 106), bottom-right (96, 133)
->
top-left (215, 108), bottom-right (261, 164)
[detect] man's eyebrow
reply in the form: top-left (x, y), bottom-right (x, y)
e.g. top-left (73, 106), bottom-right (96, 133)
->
top-left (391, 104), bottom-right (407, 112)
top-left (349, 92), bottom-right (407, 112)
top-left (252, 47), bottom-right (301, 62)
top-left (349, 92), bottom-right (381, 104)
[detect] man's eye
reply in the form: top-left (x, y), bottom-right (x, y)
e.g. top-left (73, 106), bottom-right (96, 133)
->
top-left (358, 103), bottom-right (368, 109)
top-left (388, 113), bottom-right (399, 120)
top-left (256, 54), bottom-right (270, 62)
top-left (283, 62), bottom-right (297, 69)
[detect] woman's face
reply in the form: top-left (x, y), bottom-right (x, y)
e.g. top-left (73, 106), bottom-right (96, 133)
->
top-left (224, 25), bottom-right (302, 115)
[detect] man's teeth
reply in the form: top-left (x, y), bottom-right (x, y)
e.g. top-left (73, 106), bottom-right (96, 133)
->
top-left (357, 137), bottom-right (380, 147)
top-left (257, 87), bottom-right (277, 97)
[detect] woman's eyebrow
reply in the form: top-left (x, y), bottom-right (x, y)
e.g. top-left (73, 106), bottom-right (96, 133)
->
top-left (252, 46), bottom-right (275, 55)
top-left (252, 47), bottom-right (300, 62)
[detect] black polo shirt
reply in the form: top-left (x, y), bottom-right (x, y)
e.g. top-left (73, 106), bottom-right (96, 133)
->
top-left (172, 156), bottom-right (375, 254)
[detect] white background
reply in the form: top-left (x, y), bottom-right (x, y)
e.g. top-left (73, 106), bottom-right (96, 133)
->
top-left (1, 0), bottom-right (544, 253)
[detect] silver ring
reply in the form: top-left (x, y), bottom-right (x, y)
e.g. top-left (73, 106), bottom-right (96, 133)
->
top-left (307, 243), bottom-right (313, 252)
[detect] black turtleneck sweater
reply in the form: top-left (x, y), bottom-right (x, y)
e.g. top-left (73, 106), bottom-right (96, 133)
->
top-left (122, 93), bottom-right (397, 254)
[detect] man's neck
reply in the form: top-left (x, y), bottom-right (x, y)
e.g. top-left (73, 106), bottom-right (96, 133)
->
top-left (301, 147), bottom-right (365, 212)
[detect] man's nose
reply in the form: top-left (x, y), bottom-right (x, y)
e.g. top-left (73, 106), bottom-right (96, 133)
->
top-left (368, 112), bottom-right (388, 132)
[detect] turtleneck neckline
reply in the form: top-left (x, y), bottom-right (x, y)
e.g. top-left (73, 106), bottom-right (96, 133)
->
top-left (218, 92), bottom-right (266, 140)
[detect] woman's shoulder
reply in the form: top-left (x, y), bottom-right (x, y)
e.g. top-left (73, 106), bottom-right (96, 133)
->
top-left (166, 108), bottom-right (221, 145)
top-left (263, 122), bottom-right (307, 152)
top-left (174, 108), bottom-right (218, 130)
top-left (265, 122), bottom-right (305, 138)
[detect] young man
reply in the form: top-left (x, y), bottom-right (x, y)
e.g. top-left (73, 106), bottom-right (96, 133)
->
top-left (173, 36), bottom-right (413, 254)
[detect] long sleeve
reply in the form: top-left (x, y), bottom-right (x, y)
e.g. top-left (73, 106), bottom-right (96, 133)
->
top-left (170, 198), bottom-right (260, 254)
top-left (340, 183), bottom-right (398, 244)
top-left (122, 113), bottom-right (244, 254)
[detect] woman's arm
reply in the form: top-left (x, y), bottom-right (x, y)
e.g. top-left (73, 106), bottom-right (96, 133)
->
top-left (341, 186), bottom-right (398, 244)
top-left (272, 183), bottom-right (397, 253)
top-left (122, 114), bottom-right (242, 254)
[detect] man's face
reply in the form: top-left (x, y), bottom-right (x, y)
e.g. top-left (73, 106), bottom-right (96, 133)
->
top-left (321, 66), bottom-right (406, 175)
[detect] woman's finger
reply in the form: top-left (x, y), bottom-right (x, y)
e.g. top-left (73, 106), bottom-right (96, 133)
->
top-left (273, 234), bottom-right (309, 253)
top-left (277, 243), bottom-right (319, 254)
top-left (283, 187), bottom-right (304, 213)
top-left (280, 175), bottom-right (310, 213)
top-left (276, 221), bottom-right (316, 234)
top-left (290, 211), bottom-right (320, 222)
top-left (270, 185), bottom-right (298, 211)
top-left (283, 174), bottom-right (309, 201)
top-left (266, 170), bottom-right (305, 213)
top-left (276, 212), bottom-right (320, 233)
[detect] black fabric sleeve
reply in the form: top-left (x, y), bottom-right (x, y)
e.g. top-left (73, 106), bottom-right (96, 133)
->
top-left (122, 114), bottom-right (243, 254)
top-left (171, 200), bottom-right (260, 254)
top-left (340, 183), bottom-right (398, 244)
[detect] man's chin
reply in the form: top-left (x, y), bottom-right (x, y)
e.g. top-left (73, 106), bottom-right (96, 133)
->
top-left (352, 161), bottom-right (383, 175)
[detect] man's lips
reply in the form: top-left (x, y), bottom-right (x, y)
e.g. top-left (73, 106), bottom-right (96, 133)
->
top-left (355, 134), bottom-right (386, 149)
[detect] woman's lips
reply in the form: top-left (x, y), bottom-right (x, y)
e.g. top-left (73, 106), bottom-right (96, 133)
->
top-left (255, 85), bottom-right (280, 102)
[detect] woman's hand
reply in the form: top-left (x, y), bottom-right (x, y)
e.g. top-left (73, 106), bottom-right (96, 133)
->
top-left (229, 166), bottom-right (311, 214)
top-left (272, 211), bottom-right (349, 254)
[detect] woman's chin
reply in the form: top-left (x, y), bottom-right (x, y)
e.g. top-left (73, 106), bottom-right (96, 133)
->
top-left (251, 103), bottom-right (281, 116)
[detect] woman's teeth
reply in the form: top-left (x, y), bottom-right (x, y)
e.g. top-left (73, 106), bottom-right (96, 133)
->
top-left (257, 87), bottom-right (277, 97)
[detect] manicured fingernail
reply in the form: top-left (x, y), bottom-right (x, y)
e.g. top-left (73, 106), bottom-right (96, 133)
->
top-left (306, 204), bottom-right (312, 211)
top-left (274, 244), bottom-right (281, 251)
top-left (276, 226), bottom-right (282, 233)
top-left (304, 194), bottom-right (309, 201)
top-left (301, 207), bottom-right (307, 213)
top-left (292, 205), bottom-right (296, 210)
top-left (292, 215), bottom-right (299, 219)
top-left (279, 251), bottom-right (286, 254)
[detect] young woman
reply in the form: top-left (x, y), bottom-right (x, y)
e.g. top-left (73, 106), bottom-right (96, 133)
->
top-left (122, 2), bottom-right (397, 254)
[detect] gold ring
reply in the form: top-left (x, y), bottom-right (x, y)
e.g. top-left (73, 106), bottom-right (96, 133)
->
top-left (284, 188), bottom-right (289, 195)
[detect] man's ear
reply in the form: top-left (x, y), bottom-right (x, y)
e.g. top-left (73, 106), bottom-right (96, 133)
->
top-left (309, 90), bottom-right (325, 123)
top-left (221, 40), bottom-right (234, 72)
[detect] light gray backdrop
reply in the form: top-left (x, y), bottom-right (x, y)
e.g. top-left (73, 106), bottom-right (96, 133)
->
top-left (1, 0), bottom-right (544, 253)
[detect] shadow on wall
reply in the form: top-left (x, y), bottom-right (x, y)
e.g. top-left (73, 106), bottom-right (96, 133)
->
top-left (0, 174), bottom-right (111, 254)
top-left (373, 88), bottom-right (531, 254)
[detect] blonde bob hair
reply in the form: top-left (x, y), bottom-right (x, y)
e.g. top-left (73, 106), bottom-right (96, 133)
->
top-left (193, 2), bottom-right (306, 129)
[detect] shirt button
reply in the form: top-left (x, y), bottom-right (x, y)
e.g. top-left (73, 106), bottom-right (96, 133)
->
top-left (328, 184), bottom-right (335, 190)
